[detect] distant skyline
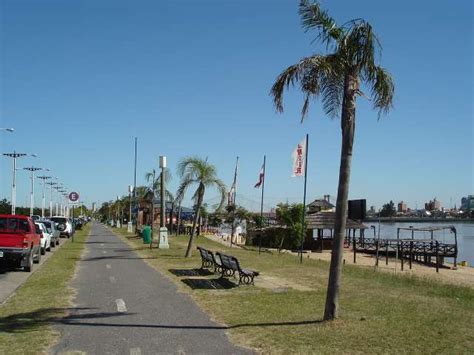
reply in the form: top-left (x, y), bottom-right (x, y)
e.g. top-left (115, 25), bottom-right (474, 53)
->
top-left (1, 0), bottom-right (473, 212)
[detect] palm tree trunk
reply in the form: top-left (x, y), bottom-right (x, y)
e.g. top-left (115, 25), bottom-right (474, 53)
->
top-left (185, 186), bottom-right (204, 257)
top-left (324, 70), bottom-right (358, 321)
top-left (176, 202), bottom-right (182, 236)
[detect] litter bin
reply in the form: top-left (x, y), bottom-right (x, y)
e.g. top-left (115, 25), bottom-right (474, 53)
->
top-left (142, 225), bottom-right (151, 244)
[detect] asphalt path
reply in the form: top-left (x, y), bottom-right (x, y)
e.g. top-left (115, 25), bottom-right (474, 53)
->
top-left (53, 223), bottom-right (252, 354)
top-left (0, 236), bottom-right (67, 305)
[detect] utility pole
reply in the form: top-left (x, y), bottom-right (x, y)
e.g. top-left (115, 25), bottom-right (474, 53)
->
top-left (23, 166), bottom-right (42, 216)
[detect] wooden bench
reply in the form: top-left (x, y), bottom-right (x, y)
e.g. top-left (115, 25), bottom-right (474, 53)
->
top-left (196, 246), bottom-right (225, 274)
top-left (216, 252), bottom-right (259, 285)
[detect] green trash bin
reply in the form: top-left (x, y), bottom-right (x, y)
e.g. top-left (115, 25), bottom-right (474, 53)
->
top-left (142, 225), bottom-right (151, 244)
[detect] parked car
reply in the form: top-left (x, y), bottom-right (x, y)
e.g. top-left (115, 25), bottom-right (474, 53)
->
top-left (0, 214), bottom-right (41, 272)
top-left (35, 222), bottom-right (51, 255)
top-left (39, 220), bottom-right (60, 247)
top-left (51, 216), bottom-right (74, 238)
top-left (31, 215), bottom-right (41, 221)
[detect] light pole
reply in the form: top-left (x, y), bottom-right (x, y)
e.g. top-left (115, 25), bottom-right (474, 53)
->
top-left (3, 152), bottom-right (36, 215)
top-left (23, 166), bottom-right (42, 216)
top-left (128, 185), bottom-right (134, 233)
top-left (46, 181), bottom-right (57, 218)
top-left (158, 155), bottom-right (169, 249)
top-left (37, 174), bottom-right (51, 218)
top-left (0, 128), bottom-right (14, 132)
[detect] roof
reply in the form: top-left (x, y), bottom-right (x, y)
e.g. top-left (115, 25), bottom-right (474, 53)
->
top-left (397, 226), bottom-right (456, 233)
top-left (306, 211), bottom-right (367, 230)
top-left (308, 199), bottom-right (335, 209)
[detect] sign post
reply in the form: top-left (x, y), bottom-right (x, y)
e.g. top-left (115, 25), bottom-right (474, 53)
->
top-left (69, 192), bottom-right (80, 242)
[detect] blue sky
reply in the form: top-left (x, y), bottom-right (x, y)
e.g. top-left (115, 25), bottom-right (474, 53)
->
top-left (1, 0), bottom-right (472, 212)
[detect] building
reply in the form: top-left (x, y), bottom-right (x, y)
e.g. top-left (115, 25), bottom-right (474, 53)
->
top-left (425, 198), bottom-right (441, 211)
top-left (397, 201), bottom-right (407, 213)
top-left (307, 195), bottom-right (335, 214)
top-left (461, 195), bottom-right (474, 214)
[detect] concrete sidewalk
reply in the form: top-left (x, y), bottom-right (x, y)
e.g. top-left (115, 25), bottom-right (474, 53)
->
top-left (52, 223), bottom-right (252, 354)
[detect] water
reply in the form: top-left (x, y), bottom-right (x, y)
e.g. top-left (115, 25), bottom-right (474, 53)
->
top-left (367, 221), bottom-right (474, 266)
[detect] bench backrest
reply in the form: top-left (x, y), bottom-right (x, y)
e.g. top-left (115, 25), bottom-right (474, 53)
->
top-left (197, 246), bottom-right (213, 262)
top-left (217, 252), bottom-right (240, 272)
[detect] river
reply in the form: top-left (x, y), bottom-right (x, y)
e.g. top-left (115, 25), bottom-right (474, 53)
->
top-left (367, 221), bottom-right (474, 266)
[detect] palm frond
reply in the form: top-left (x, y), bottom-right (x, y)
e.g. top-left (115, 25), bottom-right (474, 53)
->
top-left (299, 0), bottom-right (343, 47)
top-left (369, 66), bottom-right (394, 117)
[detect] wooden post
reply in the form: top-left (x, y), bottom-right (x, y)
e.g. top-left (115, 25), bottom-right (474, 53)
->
top-left (435, 241), bottom-right (439, 273)
top-left (400, 242), bottom-right (404, 271)
top-left (375, 239), bottom-right (379, 267)
top-left (409, 241), bottom-right (413, 270)
top-left (385, 242), bottom-right (389, 265)
top-left (353, 235), bottom-right (356, 264)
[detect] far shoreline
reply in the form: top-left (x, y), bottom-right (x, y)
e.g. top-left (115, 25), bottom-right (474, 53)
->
top-left (364, 217), bottom-right (474, 223)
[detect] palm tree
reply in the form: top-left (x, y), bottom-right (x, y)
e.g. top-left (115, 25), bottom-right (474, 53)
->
top-left (176, 157), bottom-right (227, 257)
top-left (270, 0), bottom-right (394, 321)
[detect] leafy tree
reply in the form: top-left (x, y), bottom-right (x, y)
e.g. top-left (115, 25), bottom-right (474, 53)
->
top-left (276, 203), bottom-right (305, 251)
top-left (380, 200), bottom-right (396, 217)
top-left (176, 156), bottom-right (227, 257)
top-left (270, 0), bottom-right (394, 320)
top-left (224, 205), bottom-right (250, 245)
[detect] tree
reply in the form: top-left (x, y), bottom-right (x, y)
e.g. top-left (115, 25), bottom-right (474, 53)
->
top-left (380, 200), bottom-right (396, 217)
top-left (176, 157), bottom-right (227, 257)
top-left (270, 0), bottom-right (394, 320)
top-left (224, 205), bottom-right (250, 245)
top-left (275, 203), bottom-right (305, 251)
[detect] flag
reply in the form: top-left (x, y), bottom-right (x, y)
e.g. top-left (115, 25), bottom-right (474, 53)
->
top-left (291, 137), bottom-right (307, 177)
top-left (254, 164), bottom-right (265, 188)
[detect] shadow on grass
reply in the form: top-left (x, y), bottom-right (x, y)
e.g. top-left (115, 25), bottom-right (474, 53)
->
top-left (181, 278), bottom-right (239, 290)
top-left (1, 307), bottom-right (323, 333)
top-left (169, 268), bottom-right (214, 277)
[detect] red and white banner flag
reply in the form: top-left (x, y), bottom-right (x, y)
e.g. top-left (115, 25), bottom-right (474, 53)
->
top-left (254, 164), bottom-right (265, 188)
top-left (291, 137), bottom-right (307, 177)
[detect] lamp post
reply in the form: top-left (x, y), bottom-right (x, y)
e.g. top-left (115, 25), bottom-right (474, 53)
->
top-left (23, 166), bottom-right (42, 216)
top-left (0, 128), bottom-right (14, 132)
top-left (128, 185), bottom-right (134, 233)
top-left (158, 155), bottom-right (169, 249)
top-left (2, 152), bottom-right (37, 215)
top-left (46, 181), bottom-right (57, 218)
top-left (37, 174), bottom-right (51, 218)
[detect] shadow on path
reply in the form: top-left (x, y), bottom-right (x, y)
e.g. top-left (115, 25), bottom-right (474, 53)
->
top-left (0, 307), bottom-right (322, 333)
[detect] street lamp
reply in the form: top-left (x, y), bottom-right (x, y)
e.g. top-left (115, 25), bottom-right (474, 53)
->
top-left (158, 155), bottom-right (169, 249)
top-left (37, 173), bottom-right (51, 218)
top-left (1, 128), bottom-right (14, 132)
top-left (128, 185), bottom-right (134, 233)
top-left (23, 166), bottom-right (42, 216)
top-left (2, 152), bottom-right (37, 215)
top-left (46, 180), bottom-right (57, 218)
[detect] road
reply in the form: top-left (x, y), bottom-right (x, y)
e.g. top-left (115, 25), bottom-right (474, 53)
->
top-left (0, 237), bottom-right (67, 305)
top-left (53, 223), bottom-right (252, 354)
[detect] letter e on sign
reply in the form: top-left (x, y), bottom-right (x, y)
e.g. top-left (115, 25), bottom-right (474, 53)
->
top-left (69, 192), bottom-right (80, 202)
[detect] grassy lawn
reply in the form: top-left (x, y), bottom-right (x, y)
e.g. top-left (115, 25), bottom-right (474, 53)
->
top-left (114, 227), bottom-right (474, 354)
top-left (0, 224), bottom-right (91, 354)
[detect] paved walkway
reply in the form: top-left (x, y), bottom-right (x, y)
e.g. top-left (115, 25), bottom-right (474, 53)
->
top-left (53, 223), bottom-right (251, 354)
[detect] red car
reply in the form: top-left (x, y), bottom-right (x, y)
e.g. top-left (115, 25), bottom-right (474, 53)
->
top-left (0, 214), bottom-right (41, 272)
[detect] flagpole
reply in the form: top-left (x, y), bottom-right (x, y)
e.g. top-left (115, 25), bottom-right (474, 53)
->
top-left (300, 134), bottom-right (309, 263)
top-left (258, 155), bottom-right (266, 254)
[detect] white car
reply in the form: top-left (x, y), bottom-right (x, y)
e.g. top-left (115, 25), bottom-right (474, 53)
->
top-left (35, 222), bottom-right (51, 255)
top-left (51, 216), bottom-right (73, 238)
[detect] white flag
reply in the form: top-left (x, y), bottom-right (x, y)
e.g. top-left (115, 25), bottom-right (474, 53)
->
top-left (291, 137), bottom-right (307, 177)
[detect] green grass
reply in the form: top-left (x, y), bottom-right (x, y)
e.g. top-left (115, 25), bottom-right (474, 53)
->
top-left (114, 228), bottom-right (474, 354)
top-left (0, 225), bottom-right (91, 354)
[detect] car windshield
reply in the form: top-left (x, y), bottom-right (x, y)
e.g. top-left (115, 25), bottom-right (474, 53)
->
top-left (0, 217), bottom-right (30, 233)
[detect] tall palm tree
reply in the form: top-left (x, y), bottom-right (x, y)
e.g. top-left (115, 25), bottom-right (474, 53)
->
top-left (176, 156), bottom-right (227, 257)
top-left (270, 0), bottom-right (394, 321)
